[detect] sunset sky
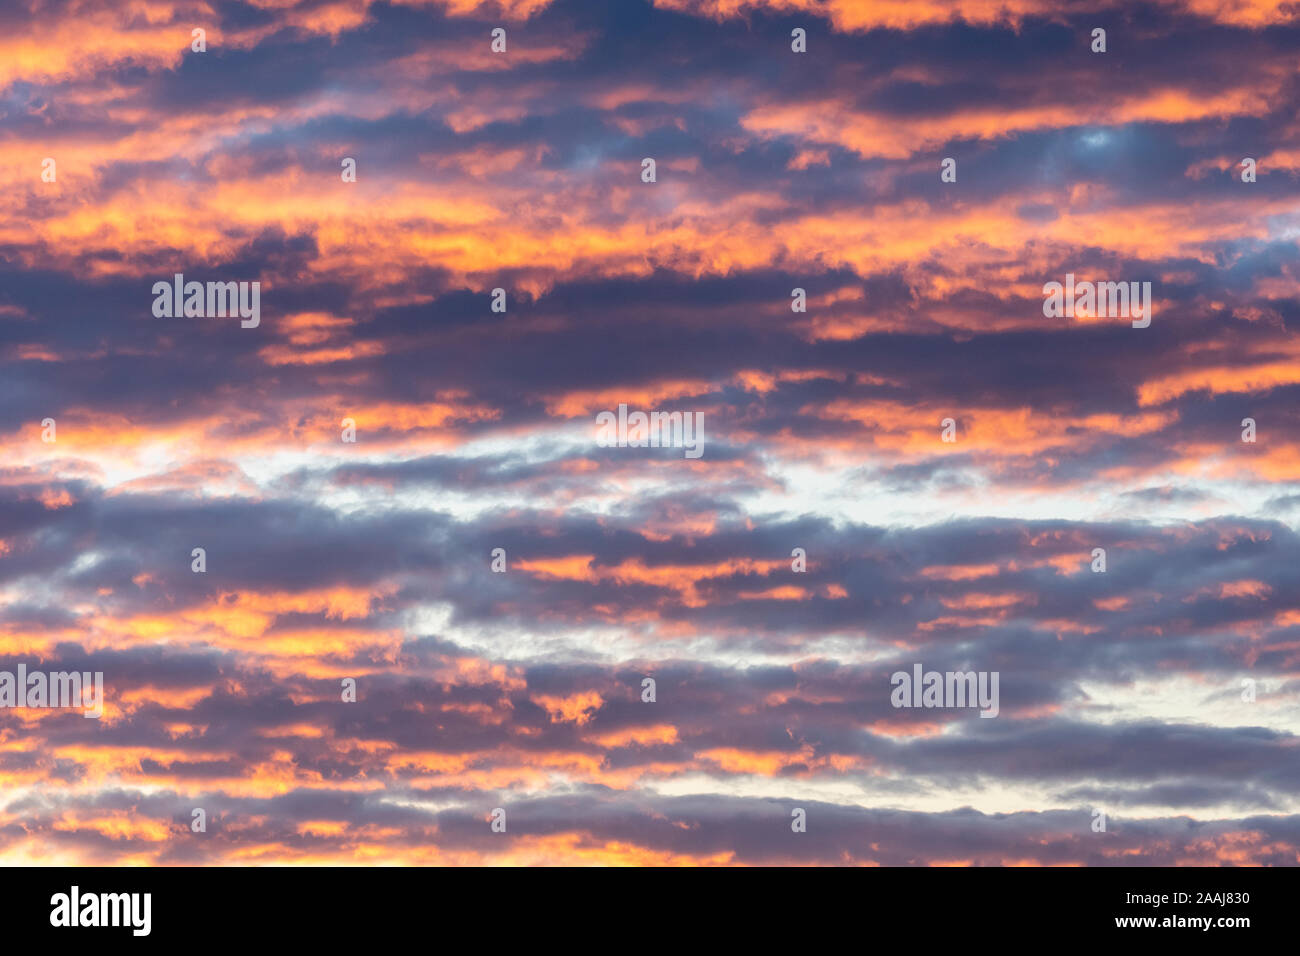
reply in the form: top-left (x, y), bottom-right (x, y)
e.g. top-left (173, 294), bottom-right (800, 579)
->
top-left (1, 0), bottom-right (1298, 865)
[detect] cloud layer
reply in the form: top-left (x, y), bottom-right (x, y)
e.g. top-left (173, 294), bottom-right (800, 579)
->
top-left (0, 0), bottom-right (1297, 865)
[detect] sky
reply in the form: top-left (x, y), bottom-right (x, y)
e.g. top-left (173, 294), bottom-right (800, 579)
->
top-left (0, 0), bottom-right (1298, 866)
